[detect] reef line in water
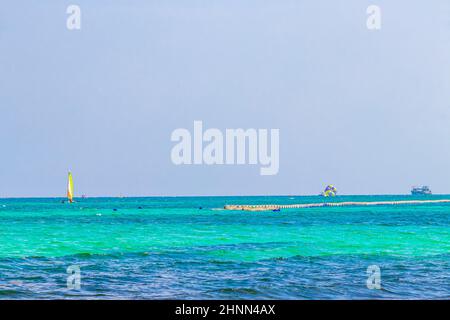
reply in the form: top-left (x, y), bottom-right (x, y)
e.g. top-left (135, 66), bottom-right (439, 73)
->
top-left (224, 199), bottom-right (450, 211)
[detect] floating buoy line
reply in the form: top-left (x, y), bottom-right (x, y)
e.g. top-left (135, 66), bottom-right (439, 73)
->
top-left (224, 199), bottom-right (450, 211)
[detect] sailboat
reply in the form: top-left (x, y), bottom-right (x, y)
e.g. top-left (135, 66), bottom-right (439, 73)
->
top-left (67, 171), bottom-right (74, 203)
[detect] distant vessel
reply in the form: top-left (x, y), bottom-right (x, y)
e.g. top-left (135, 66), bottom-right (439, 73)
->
top-left (411, 186), bottom-right (432, 195)
top-left (320, 185), bottom-right (337, 197)
top-left (67, 172), bottom-right (74, 203)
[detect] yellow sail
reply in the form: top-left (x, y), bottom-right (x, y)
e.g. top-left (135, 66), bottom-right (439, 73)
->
top-left (67, 172), bottom-right (74, 203)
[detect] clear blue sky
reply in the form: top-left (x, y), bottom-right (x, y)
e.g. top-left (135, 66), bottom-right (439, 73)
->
top-left (1, 1), bottom-right (450, 197)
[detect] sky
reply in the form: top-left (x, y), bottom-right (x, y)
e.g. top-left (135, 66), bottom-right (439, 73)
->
top-left (1, 0), bottom-right (450, 197)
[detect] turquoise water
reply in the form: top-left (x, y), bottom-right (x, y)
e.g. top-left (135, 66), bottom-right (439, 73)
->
top-left (0, 195), bottom-right (449, 299)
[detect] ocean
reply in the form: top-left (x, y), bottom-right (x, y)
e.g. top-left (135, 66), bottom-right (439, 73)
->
top-left (0, 195), bottom-right (449, 299)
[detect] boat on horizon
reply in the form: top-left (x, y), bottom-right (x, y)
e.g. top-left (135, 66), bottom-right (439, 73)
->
top-left (411, 186), bottom-right (432, 195)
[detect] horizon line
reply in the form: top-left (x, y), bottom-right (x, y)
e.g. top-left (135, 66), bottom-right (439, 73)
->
top-left (1, 193), bottom-right (448, 200)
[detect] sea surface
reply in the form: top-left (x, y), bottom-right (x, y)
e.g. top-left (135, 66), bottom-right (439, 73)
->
top-left (0, 195), bottom-right (449, 299)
